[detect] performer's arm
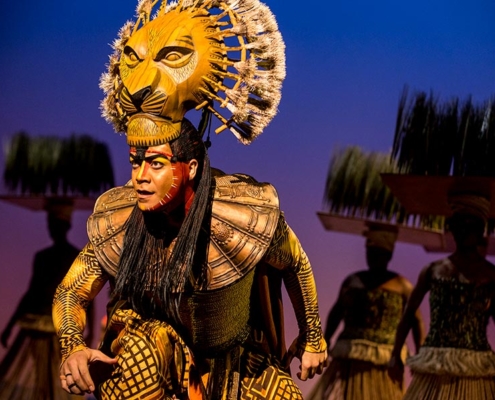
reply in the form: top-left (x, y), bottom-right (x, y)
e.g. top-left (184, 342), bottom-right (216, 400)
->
top-left (263, 214), bottom-right (327, 380)
top-left (399, 277), bottom-right (426, 353)
top-left (388, 264), bottom-right (431, 382)
top-left (323, 279), bottom-right (350, 345)
top-left (53, 242), bottom-right (116, 395)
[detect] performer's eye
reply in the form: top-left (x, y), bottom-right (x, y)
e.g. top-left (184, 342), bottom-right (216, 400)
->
top-left (149, 156), bottom-right (170, 169)
top-left (156, 46), bottom-right (194, 68)
top-left (150, 160), bottom-right (164, 169)
top-left (123, 46), bottom-right (141, 68)
top-left (129, 157), bottom-right (141, 169)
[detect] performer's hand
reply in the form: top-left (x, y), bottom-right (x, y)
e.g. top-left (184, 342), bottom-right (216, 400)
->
top-left (297, 350), bottom-right (327, 381)
top-left (60, 348), bottom-right (117, 395)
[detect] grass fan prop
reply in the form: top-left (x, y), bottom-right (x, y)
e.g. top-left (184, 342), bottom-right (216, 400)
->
top-left (2, 132), bottom-right (114, 210)
top-left (323, 146), bottom-right (405, 223)
top-left (319, 146), bottom-right (446, 250)
top-left (454, 98), bottom-right (495, 176)
top-left (392, 87), bottom-right (495, 177)
top-left (384, 88), bottom-right (495, 252)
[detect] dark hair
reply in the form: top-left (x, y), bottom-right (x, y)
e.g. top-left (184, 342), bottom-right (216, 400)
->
top-left (169, 119), bottom-right (205, 181)
top-left (114, 119), bottom-right (212, 321)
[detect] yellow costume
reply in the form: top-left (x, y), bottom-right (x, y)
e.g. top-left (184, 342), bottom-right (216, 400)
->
top-left (53, 1), bottom-right (326, 397)
top-left (53, 174), bottom-right (326, 398)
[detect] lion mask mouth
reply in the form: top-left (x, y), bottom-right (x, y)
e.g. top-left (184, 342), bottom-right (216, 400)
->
top-left (126, 114), bottom-right (182, 147)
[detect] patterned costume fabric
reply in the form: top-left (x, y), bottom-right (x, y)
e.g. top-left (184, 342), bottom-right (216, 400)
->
top-left (53, 174), bottom-right (326, 399)
top-left (97, 309), bottom-right (190, 399)
top-left (404, 258), bottom-right (495, 400)
top-left (307, 287), bottom-right (406, 400)
top-left (0, 243), bottom-right (81, 400)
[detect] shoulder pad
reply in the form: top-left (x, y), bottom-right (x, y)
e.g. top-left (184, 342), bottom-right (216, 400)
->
top-left (207, 174), bottom-right (280, 289)
top-left (87, 182), bottom-right (136, 276)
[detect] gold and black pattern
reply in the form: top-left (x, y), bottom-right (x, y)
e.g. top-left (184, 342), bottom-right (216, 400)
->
top-left (119, 88), bottom-right (138, 114)
top-left (263, 216), bottom-right (326, 354)
top-left (88, 184), bottom-right (136, 276)
top-left (214, 173), bottom-right (277, 204)
top-left (263, 215), bottom-right (297, 271)
top-left (86, 178), bottom-right (324, 354)
top-left (141, 91), bottom-right (167, 114)
top-left (88, 175), bottom-right (281, 287)
top-left (240, 350), bottom-right (303, 399)
top-left (207, 174), bottom-right (280, 289)
top-left (53, 243), bottom-right (109, 363)
top-left (102, 181), bottom-right (136, 208)
top-left (99, 309), bottom-right (189, 400)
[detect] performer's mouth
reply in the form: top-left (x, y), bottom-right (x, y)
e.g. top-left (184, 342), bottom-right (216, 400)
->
top-left (136, 189), bottom-right (153, 199)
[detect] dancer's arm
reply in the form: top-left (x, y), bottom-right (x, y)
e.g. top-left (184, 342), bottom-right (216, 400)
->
top-left (53, 243), bottom-right (116, 395)
top-left (398, 276), bottom-right (426, 353)
top-left (388, 264), bottom-right (431, 380)
top-left (264, 215), bottom-right (327, 381)
top-left (324, 279), bottom-right (351, 345)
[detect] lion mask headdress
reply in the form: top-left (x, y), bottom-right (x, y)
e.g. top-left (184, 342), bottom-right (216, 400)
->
top-left (100, 0), bottom-right (286, 146)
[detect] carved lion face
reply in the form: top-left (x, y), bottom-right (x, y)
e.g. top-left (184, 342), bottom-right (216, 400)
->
top-left (101, 0), bottom-right (286, 146)
top-left (118, 8), bottom-right (224, 145)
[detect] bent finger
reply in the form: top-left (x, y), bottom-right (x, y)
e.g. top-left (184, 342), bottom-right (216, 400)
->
top-left (298, 366), bottom-right (309, 381)
top-left (74, 363), bottom-right (95, 393)
top-left (67, 381), bottom-right (85, 395)
top-left (60, 375), bottom-right (70, 393)
top-left (64, 373), bottom-right (85, 396)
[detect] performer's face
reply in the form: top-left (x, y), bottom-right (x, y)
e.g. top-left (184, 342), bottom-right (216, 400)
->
top-left (448, 213), bottom-right (485, 249)
top-left (366, 246), bottom-right (392, 272)
top-left (130, 143), bottom-right (197, 212)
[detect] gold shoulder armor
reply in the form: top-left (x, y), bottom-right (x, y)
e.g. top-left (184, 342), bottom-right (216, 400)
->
top-left (208, 173), bottom-right (280, 289)
top-left (87, 181), bottom-right (136, 277)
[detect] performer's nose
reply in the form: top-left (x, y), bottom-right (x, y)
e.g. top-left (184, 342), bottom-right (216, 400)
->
top-left (136, 161), bottom-right (149, 181)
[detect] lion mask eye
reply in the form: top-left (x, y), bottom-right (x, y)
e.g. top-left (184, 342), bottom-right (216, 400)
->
top-left (155, 46), bottom-right (194, 68)
top-left (123, 46), bottom-right (141, 68)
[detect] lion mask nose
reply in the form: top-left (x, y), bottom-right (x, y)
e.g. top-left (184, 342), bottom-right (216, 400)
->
top-left (131, 86), bottom-right (152, 109)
